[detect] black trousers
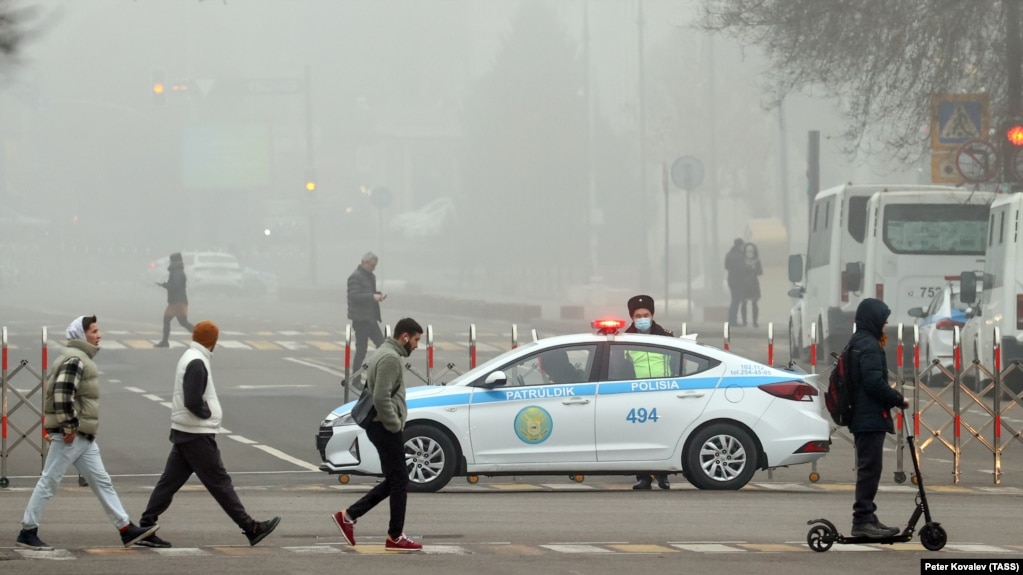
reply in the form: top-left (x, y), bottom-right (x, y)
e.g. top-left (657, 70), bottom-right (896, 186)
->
top-left (140, 434), bottom-right (252, 530)
top-left (347, 420), bottom-right (407, 539)
top-left (853, 431), bottom-right (886, 525)
top-left (351, 320), bottom-right (384, 376)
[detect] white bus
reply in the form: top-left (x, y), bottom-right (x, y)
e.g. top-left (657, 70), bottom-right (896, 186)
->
top-left (959, 192), bottom-right (1023, 393)
top-left (788, 184), bottom-right (992, 364)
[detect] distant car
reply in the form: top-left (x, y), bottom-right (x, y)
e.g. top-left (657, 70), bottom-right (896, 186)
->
top-left (317, 319), bottom-right (831, 493)
top-left (388, 197), bottom-right (456, 237)
top-left (908, 282), bottom-right (975, 370)
top-left (145, 251), bottom-right (244, 293)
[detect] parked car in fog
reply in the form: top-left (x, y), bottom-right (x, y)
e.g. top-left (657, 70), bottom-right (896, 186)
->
top-left (145, 251), bottom-right (244, 292)
top-left (388, 197), bottom-right (456, 238)
top-left (908, 281), bottom-right (975, 370)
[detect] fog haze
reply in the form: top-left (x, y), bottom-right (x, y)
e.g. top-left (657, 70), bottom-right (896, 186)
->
top-left (1, 0), bottom-right (923, 322)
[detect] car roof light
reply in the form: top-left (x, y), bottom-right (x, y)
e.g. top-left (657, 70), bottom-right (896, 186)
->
top-left (592, 318), bottom-right (626, 335)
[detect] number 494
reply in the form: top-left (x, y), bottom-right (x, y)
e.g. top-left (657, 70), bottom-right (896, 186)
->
top-left (626, 408), bottom-right (659, 423)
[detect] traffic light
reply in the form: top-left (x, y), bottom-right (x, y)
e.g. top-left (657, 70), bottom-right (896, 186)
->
top-left (152, 69), bottom-right (166, 106)
top-left (305, 180), bottom-right (316, 192)
top-left (1002, 118), bottom-right (1023, 183)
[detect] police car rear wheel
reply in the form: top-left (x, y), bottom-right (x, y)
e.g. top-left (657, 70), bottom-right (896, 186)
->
top-left (404, 424), bottom-right (457, 493)
top-left (684, 423), bottom-right (757, 490)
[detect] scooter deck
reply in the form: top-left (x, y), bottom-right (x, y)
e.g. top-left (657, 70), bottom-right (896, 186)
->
top-left (835, 533), bottom-right (912, 545)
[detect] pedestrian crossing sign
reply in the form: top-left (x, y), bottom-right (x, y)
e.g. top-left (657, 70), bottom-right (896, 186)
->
top-left (931, 94), bottom-right (988, 150)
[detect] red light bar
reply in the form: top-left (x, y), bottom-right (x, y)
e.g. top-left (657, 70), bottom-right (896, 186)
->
top-left (592, 318), bottom-right (626, 335)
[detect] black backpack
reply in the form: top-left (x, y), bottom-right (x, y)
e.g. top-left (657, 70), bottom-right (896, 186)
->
top-left (825, 347), bottom-right (856, 426)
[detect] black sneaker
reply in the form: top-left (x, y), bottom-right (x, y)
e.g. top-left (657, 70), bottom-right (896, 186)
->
top-left (875, 521), bottom-right (900, 536)
top-left (120, 523), bottom-right (160, 547)
top-left (134, 532), bottom-right (172, 548)
top-left (17, 528), bottom-right (53, 551)
top-left (245, 517), bottom-right (280, 546)
top-left (656, 475), bottom-right (671, 490)
top-left (632, 477), bottom-right (652, 490)
top-left (850, 522), bottom-right (892, 539)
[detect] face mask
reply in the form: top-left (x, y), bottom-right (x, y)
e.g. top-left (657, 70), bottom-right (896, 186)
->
top-left (634, 318), bottom-right (652, 332)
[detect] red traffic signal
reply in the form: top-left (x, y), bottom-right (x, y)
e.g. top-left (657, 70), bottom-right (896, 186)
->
top-left (1007, 124), bottom-right (1023, 147)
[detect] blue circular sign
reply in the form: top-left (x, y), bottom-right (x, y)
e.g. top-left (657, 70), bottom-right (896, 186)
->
top-left (513, 406), bottom-right (553, 444)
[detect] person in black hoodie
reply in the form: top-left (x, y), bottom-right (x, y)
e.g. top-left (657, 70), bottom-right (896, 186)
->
top-left (846, 297), bottom-right (909, 539)
top-left (155, 252), bottom-right (194, 348)
top-left (624, 294), bottom-right (673, 490)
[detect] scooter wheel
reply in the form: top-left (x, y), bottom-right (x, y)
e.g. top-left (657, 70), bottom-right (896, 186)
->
top-left (338, 474), bottom-right (350, 485)
top-left (919, 523), bottom-right (947, 551)
top-left (912, 474), bottom-right (919, 486)
top-left (809, 471), bottom-right (820, 483)
top-left (806, 525), bottom-right (834, 552)
top-left (894, 471), bottom-right (906, 484)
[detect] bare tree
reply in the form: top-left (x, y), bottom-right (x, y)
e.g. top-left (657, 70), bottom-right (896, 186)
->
top-left (700, 0), bottom-right (1013, 166)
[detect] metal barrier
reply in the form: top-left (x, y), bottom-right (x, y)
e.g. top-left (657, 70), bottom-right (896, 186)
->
top-left (1, 327), bottom-right (50, 489)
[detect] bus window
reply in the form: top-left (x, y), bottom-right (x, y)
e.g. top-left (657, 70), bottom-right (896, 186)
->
top-left (848, 196), bottom-right (869, 243)
top-left (883, 204), bottom-right (988, 255)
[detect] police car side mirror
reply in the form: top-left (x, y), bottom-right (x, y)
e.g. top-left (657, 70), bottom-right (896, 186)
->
top-left (483, 371), bottom-right (508, 388)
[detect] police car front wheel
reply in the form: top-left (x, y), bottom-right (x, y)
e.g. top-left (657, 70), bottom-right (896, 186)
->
top-left (404, 424), bottom-right (457, 493)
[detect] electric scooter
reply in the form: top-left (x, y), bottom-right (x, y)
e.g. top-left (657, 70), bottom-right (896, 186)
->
top-left (806, 409), bottom-right (947, 552)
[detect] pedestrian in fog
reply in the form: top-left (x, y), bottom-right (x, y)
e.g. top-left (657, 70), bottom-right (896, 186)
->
top-left (134, 320), bottom-right (280, 548)
top-left (333, 317), bottom-right (424, 551)
top-left (347, 252), bottom-right (386, 382)
top-left (17, 315), bottom-right (159, 550)
top-left (724, 238), bottom-right (746, 326)
top-left (155, 252), bottom-right (194, 348)
top-left (739, 242), bottom-right (763, 328)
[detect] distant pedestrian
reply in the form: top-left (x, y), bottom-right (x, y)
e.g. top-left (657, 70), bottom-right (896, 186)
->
top-left (155, 252), bottom-right (194, 348)
top-left (17, 315), bottom-right (159, 550)
top-left (347, 252), bottom-right (387, 381)
top-left (739, 242), bottom-right (763, 328)
top-left (724, 238), bottom-right (746, 326)
top-left (333, 317), bottom-right (424, 552)
top-left (134, 320), bottom-right (280, 548)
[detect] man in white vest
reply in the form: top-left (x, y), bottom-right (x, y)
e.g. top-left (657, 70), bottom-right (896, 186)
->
top-left (133, 320), bottom-right (280, 548)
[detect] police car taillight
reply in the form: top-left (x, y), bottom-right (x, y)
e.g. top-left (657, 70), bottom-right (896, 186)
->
top-left (758, 381), bottom-right (818, 402)
top-left (592, 318), bottom-right (625, 335)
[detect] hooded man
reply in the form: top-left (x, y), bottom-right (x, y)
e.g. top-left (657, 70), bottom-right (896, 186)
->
top-left (624, 295), bottom-right (673, 490)
top-left (846, 298), bottom-right (909, 539)
top-left (134, 320), bottom-right (280, 548)
top-left (17, 316), bottom-right (158, 550)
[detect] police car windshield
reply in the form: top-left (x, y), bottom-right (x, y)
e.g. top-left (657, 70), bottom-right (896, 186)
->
top-left (451, 340), bottom-right (542, 386)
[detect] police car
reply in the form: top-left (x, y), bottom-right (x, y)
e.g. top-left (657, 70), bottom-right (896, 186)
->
top-left (316, 319), bottom-right (831, 492)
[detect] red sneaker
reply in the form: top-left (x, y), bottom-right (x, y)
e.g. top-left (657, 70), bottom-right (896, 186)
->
top-left (331, 511), bottom-right (356, 545)
top-left (385, 534), bottom-right (422, 551)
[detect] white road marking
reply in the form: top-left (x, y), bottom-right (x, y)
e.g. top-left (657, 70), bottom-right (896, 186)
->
top-left (252, 443), bottom-right (321, 472)
top-left (541, 544), bottom-right (614, 553)
top-left (143, 394), bottom-right (163, 402)
top-left (229, 435), bottom-right (257, 445)
top-left (284, 357), bottom-right (345, 378)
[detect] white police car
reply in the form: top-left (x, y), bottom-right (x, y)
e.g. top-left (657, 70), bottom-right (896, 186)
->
top-left (316, 319), bottom-right (831, 492)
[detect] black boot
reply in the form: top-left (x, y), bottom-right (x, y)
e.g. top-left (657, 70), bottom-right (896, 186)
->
top-left (656, 474), bottom-right (670, 490)
top-left (632, 475), bottom-right (652, 490)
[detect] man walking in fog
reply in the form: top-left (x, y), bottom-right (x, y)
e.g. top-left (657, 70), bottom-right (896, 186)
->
top-left (347, 252), bottom-right (386, 382)
top-left (724, 238), bottom-right (746, 326)
top-left (134, 320), bottom-right (280, 548)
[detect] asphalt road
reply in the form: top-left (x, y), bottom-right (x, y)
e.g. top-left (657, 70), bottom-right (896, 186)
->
top-left (2, 279), bottom-right (1022, 574)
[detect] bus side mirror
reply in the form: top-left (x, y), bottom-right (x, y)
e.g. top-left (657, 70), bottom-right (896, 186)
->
top-left (844, 262), bottom-right (864, 292)
top-left (788, 254), bottom-right (804, 283)
top-left (960, 272), bottom-right (977, 304)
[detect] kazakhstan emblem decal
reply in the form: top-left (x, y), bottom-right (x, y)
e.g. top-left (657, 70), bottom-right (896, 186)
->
top-left (514, 406), bottom-right (553, 444)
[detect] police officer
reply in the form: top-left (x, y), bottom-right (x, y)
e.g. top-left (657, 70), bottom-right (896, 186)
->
top-left (624, 295), bottom-right (672, 490)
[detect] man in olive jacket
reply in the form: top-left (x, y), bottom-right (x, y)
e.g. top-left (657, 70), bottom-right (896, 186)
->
top-left (333, 317), bottom-right (424, 551)
top-left (846, 298), bottom-right (909, 539)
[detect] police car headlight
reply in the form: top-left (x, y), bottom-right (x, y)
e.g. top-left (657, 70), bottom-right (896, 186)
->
top-left (320, 412), bottom-right (356, 428)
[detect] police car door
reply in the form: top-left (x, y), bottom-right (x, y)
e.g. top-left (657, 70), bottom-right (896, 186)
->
top-left (468, 344), bottom-right (598, 464)
top-left (597, 342), bottom-right (720, 462)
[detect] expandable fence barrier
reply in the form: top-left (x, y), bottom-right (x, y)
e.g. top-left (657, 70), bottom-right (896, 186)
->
top-left (794, 322), bottom-right (1022, 485)
top-left (1, 327), bottom-right (49, 489)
